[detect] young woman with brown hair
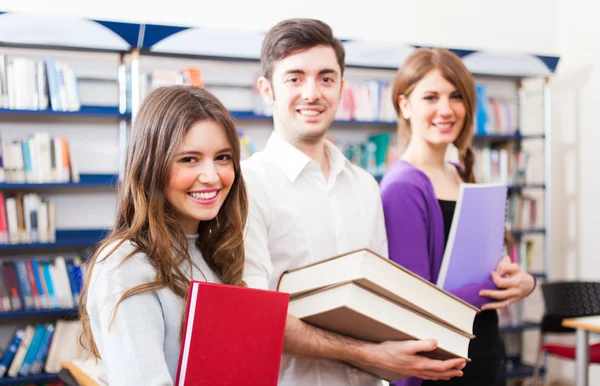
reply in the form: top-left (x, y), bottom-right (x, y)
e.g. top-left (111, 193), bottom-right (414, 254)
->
top-left (380, 48), bottom-right (536, 386)
top-left (78, 85), bottom-right (248, 385)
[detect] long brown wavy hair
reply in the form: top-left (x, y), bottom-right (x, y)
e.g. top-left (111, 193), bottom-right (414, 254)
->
top-left (79, 85), bottom-right (248, 358)
top-left (392, 47), bottom-right (477, 183)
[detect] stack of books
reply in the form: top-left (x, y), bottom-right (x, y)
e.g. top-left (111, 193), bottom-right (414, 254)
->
top-left (277, 249), bottom-right (480, 382)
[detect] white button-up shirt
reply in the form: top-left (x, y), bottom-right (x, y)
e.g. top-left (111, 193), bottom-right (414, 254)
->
top-left (242, 131), bottom-right (388, 386)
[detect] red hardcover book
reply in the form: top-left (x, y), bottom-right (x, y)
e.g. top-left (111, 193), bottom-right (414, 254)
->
top-left (175, 281), bottom-right (289, 386)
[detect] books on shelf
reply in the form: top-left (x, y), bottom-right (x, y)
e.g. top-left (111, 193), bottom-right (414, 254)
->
top-left (0, 55), bottom-right (80, 112)
top-left (436, 183), bottom-right (508, 291)
top-left (335, 132), bottom-right (396, 177)
top-left (2, 131), bottom-right (79, 184)
top-left (277, 249), bottom-right (478, 381)
top-left (0, 319), bottom-right (85, 379)
top-left (473, 145), bottom-right (531, 186)
top-left (176, 281), bottom-right (288, 386)
top-left (335, 80), bottom-right (396, 122)
top-left (0, 256), bottom-right (84, 312)
top-left (0, 192), bottom-right (56, 245)
top-left (134, 67), bottom-right (204, 108)
top-left (474, 83), bottom-right (518, 135)
top-left (0, 328), bottom-right (23, 377)
top-left (507, 191), bottom-right (538, 230)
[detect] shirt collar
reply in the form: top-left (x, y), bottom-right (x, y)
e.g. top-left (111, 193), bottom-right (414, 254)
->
top-left (263, 131), bottom-right (351, 183)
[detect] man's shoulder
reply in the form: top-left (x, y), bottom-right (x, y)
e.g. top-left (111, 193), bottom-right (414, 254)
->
top-left (241, 151), bottom-right (279, 177)
top-left (344, 162), bottom-right (379, 189)
top-left (241, 152), bottom-right (264, 172)
top-left (241, 152), bottom-right (275, 190)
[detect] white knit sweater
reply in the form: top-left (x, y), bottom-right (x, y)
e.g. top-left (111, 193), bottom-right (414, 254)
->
top-left (86, 235), bottom-right (221, 385)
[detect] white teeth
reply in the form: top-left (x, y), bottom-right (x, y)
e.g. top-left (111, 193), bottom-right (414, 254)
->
top-left (298, 110), bottom-right (320, 116)
top-left (435, 123), bottom-right (453, 129)
top-left (189, 191), bottom-right (217, 200)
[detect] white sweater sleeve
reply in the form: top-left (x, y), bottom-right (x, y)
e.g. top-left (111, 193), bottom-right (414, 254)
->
top-left (86, 245), bottom-right (174, 386)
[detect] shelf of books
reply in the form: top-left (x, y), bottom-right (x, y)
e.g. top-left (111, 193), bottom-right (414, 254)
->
top-left (0, 255), bottom-right (84, 313)
top-left (0, 253), bottom-right (87, 383)
top-left (0, 318), bottom-right (84, 384)
top-left (0, 13), bottom-right (129, 384)
top-left (473, 81), bottom-right (552, 381)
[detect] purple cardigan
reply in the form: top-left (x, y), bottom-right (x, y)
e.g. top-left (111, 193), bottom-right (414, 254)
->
top-left (379, 160), bottom-right (498, 386)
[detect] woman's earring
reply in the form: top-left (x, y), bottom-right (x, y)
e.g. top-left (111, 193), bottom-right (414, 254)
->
top-left (403, 112), bottom-right (410, 120)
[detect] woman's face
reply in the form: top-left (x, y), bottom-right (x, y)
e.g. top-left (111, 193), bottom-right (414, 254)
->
top-left (399, 69), bottom-right (466, 148)
top-left (165, 120), bottom-right (236, 234)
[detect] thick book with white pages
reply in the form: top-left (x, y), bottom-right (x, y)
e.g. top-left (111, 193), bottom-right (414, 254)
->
top-left (287, 281), bottom-right (474, 382)
top-left (277, 248), bottom-right (478, 334)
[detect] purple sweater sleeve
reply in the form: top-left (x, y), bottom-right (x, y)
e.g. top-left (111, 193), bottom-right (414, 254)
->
top-left (381, 177), bottom-right (497, 309)
top-left (381, 178), bottom-right (433, 283)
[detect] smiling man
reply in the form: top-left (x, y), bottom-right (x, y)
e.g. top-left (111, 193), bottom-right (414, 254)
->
top-left (241, 18), bottom-right (467, 386)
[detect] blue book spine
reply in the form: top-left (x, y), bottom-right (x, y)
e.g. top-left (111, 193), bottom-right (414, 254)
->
top-left (41, 262), bottom-right (58, 309)
top-left (475, 83), bottom-right (489, 135)
top-left (18, 324), bottom-right (45, 377)
top-left (30, 260), bottom-right (47, 309)
top-left (65, 261), bottom-right (79, 305)
top-left (13, 261), bottom-right (33, 310)
top-left (0, 329), bottom-right (24, 377)
top-left (0, 133), bottom-right (4, 178)
top-left (73, 260), bottom-right (84, 293)
top-left (44, 57), bottom-right (59, 111)
top-left (29, 324), bottom-right (54, 375)
top-left (20, 140), bottom-right (31, 182)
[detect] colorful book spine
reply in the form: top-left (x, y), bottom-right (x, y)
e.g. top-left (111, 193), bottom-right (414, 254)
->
top-left (0, 329), bottom-right (24, 377)
top-left (13, 261), bottom-right (33, 310)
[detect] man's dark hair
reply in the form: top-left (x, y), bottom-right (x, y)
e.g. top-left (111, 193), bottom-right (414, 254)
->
top-left (260, 18), bottom-right (345, 80)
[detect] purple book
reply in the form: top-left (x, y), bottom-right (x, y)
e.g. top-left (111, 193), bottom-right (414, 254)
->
top-left (436, 183), bottom-right (508, 291)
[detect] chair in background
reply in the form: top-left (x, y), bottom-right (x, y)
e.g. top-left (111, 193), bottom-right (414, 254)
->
top-left (533, 281), bottom-right (600, 385)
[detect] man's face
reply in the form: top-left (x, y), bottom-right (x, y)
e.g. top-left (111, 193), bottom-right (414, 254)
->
top-left (258, 45), bottom-right (344, 144)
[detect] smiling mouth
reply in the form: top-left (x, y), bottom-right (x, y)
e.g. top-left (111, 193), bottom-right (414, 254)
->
top-left (187, 190), bottom-right (219, 200)
top-left (296, 108), bottom-right (324, 117)
top-left (433, 122), bottom-right (454, 130)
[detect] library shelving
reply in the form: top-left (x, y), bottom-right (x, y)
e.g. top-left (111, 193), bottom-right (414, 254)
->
top-left (0, 105), bottom-right (130, 118)
top-left (0, 174), bottom-right (118, 190)
top-left (0, 229), bottom-right (108, 251)
top-left (0, 307), bottom-right (78, 320)
top-left (0, 12), bottom-right (131, 384)
top-left (0, 10), bottom-right (559, 384)
top-left (0, 372), bottom-right (60, 385)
